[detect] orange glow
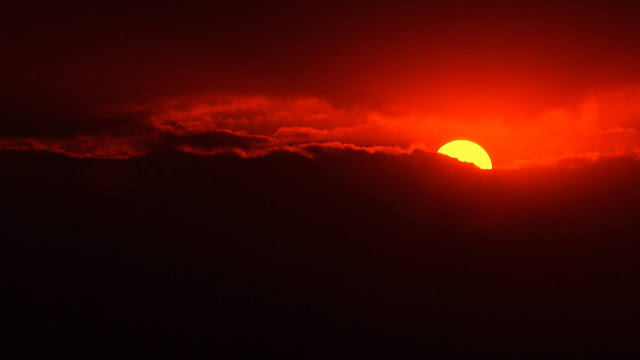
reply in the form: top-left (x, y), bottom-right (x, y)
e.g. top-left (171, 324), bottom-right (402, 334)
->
top-left (437, 140), bottom-right (493, 170)
top-left (2, 86), bottom-right (640, 168)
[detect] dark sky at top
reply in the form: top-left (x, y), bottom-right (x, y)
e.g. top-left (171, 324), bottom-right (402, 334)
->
top-left (4, 1), bottom-right (640, 111)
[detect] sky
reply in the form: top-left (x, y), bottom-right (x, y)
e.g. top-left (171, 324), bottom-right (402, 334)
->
top-left (4, 2), bottom-right (640, 358)
top-left (3, 1), bottom-right (640, 167)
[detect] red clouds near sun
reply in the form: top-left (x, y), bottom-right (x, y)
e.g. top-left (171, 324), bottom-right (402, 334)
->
top-left (1, 86), bottom-right (639, 168)
top-left (2, 2), bottom-right (640, 167)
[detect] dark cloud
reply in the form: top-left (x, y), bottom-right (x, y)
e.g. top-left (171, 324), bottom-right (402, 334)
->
top-left (0, 136), bottom-right (150, 159)
top-left (2, 91), bottom-right (640, 167)
top-left (161, 130), bottom-right (274, 151)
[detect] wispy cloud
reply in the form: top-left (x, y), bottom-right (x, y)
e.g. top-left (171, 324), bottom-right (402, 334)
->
top-left (1, 87), bottom-right (639, 167)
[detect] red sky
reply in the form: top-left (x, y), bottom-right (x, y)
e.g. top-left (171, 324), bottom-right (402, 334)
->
top-left (5, 3), bottom-right (640, 357)
top-left (2, 1), bottom-right (640, 167)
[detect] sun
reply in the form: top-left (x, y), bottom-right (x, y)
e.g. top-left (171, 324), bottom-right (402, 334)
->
top-left (437, 140), bottom-right (493, 170)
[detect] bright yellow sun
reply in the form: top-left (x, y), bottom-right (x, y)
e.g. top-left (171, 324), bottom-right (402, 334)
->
top-left (437, 140), bottom-right (493, 170)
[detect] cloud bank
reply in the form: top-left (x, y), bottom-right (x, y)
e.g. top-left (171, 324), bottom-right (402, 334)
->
top-left (1, 87), bottom-right (640, 168)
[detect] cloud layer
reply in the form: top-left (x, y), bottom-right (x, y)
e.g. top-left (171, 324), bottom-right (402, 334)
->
top-left (1, 87), bottom-right (640, 168)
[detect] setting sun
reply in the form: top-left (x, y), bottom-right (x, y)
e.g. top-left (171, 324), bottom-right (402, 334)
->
top-left (437, 140), bottom-right (493, 170)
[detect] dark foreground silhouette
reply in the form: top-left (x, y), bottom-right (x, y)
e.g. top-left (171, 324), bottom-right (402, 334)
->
top-left (3, 148), bottom-right (640, 358)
